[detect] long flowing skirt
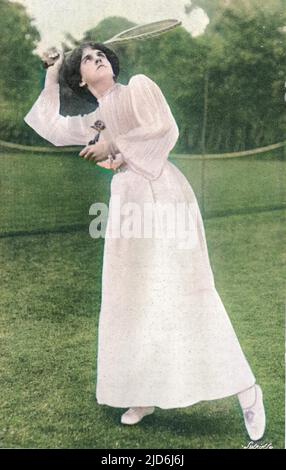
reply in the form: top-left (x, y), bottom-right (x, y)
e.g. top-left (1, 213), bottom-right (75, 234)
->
top-left (95, 162), bottom-right (255, 409)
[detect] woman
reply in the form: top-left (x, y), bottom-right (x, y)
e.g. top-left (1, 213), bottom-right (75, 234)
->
top-left (24, 42), bottom-right (266, 440)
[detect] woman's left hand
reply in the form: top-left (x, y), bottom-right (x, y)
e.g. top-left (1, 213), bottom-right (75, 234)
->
top-left (97, 152), bottom-right (124, 171)
top-left (79, 141), bottom-right (110, 162)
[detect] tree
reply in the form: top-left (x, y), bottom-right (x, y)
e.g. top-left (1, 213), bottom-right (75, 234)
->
top-left (202, 0), bottom-right (286, 150)
top-left (0, 0), bottom-right (41, 103)
top-left (0, 0), bottom-right (43, 144)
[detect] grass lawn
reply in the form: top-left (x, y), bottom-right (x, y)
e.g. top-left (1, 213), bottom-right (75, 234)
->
top-left (0, 150), bottom-right (284, 448)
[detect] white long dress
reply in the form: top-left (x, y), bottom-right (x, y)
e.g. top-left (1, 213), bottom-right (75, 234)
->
top-left (24, 74), bottom-right (255, 409)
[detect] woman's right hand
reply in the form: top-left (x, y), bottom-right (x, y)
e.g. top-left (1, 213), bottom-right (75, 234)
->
top-left (43, 48), bottom-right (64, 86)
top-left (42, 48), bottom-right (63, 68)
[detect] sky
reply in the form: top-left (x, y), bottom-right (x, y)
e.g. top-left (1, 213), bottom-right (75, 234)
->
top-left (12, 0), bottom-right (209, 53)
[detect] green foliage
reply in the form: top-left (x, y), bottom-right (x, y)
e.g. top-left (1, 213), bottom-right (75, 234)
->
top-left (0, 0), bottom-right (41, 102)
top-left (0, 0), bottom-right (44, 143)
top-left (202, 0), bottom-right (286, 151)
top-left (83, 16), bottom-right (137, 43)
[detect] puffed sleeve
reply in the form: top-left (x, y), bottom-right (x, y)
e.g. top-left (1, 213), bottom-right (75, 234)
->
top-left (24, 82), bottom-right (95, 146)
top-left (114, 74), bottom-right (179, 180)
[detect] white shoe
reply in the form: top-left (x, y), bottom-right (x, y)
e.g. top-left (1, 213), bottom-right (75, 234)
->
top-left (121, 406), bottom-right (155, 425)
top-left (241, 384), bottom-right (266, 441)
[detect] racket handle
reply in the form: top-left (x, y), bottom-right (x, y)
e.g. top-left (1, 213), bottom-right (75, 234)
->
top-left (42, 61), bottom-right (53, 69)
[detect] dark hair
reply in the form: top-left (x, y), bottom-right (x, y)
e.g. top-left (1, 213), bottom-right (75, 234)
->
top-left (58, 42), bottom-right (120, 116)
top-left (61, 42), bottom-right (119, 96)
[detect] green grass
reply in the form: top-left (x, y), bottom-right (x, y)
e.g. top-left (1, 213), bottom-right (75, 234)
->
top-left (0, 150), bottom-right (284, 448)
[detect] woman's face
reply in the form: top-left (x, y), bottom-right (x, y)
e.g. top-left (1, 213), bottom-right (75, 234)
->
top-left (79, 47), bottom-right (114, 87)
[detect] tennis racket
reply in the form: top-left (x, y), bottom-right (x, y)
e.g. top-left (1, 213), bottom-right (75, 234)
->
top-left (42, 19), bottom-right (181, 67)
top-left (103, 19), bottom-right (182, 45)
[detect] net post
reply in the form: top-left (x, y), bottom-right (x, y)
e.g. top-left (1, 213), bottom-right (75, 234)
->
top-left (201, 71), bottom-right (209, 219)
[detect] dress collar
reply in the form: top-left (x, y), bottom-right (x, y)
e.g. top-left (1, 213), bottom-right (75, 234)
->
top-left (97, 82), bottom-right (120, 103)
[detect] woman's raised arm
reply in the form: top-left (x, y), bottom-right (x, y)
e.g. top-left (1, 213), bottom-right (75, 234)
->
top-left (24, 51), bottom-right (94, 146)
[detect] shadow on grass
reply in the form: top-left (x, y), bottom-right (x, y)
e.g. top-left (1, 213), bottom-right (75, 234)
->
top-left (97, 402), bottom-right (239, 439)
